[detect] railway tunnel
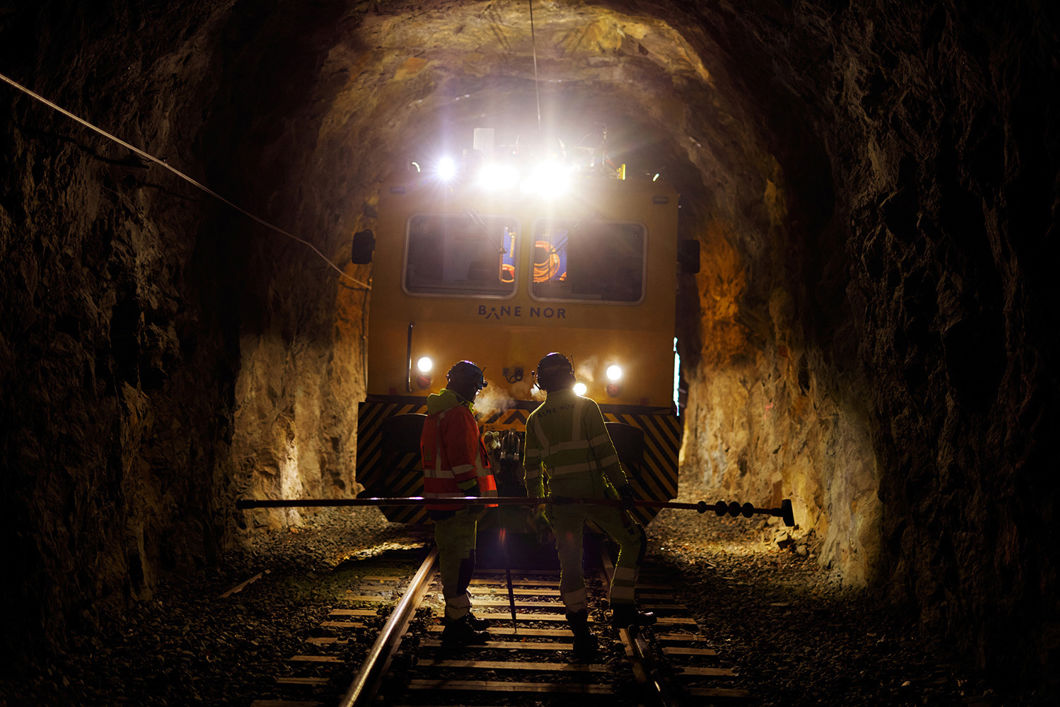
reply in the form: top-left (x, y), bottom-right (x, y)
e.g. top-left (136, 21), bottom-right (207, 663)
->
top-left (0, 0), bottom-right (1057, 702)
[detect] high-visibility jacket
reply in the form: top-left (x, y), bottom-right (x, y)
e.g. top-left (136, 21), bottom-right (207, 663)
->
top-left (420, 389), bottom-right (498, 511)
top-left (523, 389), bottom-right (629, 500)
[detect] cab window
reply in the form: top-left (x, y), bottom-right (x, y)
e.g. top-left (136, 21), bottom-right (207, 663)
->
top-left (531, 221), bottom-right (645, 302)
top-left (405, 214), bottom-right (518, 296)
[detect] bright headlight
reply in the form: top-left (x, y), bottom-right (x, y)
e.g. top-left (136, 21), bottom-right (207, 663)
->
top-left (521, 161), bottom-right (571, 198)
top-left (606, 364), bottom-right (623, 382)
top-left (435, 156), bottom-right (457, 182)
top-left (573, 382), bottom-right (588, 396)
top-left (416, 356), bottom-right (434, 374)
top-left (477, 162), bottom-right (519, 191)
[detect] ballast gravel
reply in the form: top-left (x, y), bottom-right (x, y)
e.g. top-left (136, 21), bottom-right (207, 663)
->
top-left (0, 505), bottom-right (1038, 705)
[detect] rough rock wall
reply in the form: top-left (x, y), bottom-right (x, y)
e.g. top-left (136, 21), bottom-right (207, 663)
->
top-left (628, 0), bottom-right (886, 585)
top-left (0, 1), bottom-right (240, 649)
top-left (677, 215), bottom-right (881, 585)
top-left (0, 0), bottom-right (377, 649)
top-left (670, 0), bottom-right (1060, 683)
top-left (198, 1), bottom-right (373, 533)
top-left (830, 3), bottom-right (1060, 680)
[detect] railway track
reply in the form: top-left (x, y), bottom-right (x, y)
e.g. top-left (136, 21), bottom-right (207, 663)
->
top-left (251, 537), bottom-right (749, 706)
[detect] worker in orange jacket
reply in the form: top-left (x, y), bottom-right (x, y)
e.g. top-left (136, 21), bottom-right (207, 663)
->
top-left (420, 360), bottom-right (498, 645)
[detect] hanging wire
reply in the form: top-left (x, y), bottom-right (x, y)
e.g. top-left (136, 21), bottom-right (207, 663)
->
top-left (0, 71), bottom-right (369, 289)
top-left (528, 0), bottom-right (542, 131)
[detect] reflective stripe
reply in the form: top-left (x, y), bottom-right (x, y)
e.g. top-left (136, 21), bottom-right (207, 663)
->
top-left (531, 415), bottom-right (549, 454)
top-left (561, 586), bottom-right (587, 612)
top-left (422, 401), bottom-right (497, 511)
top-left (445, 591), bottom-right (471, 607)
top-left (474, 456), bottom-right (490, 479)
top-left (444, 590), bottom-right (472, 620)
top-left (588, 432), bottom-right (611, 447)
top-left (435, 416), bottom-right (445, 477)
top-left (424, 490), bottom-right (464, 498)
top-left (611, 565), bottom-right (637, 604)
top-left (594, 453), bottom-right (619, 467)
top-left (572, 397), bottom-right (584, 442)
top-left (549, 461), bottom-right (598, 477)
top-left (524, 445), bottom-right (542, 479)
top-left (548, 438), bottom-right (595, 453)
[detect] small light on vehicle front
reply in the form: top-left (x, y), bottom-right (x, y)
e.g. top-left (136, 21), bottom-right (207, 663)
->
top-left (606, 364), bottom-right (623, 382)
top-left (573, 381), bottom-right (588, 396)
top-left (416, 356), bottom-right (434, 374)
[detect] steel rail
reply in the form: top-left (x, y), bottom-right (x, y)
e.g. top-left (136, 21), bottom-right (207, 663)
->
top-left (599, 548), bottom-right (672, 706)
top-left (236, 495), bottom-right (796, 526)
top-left (339, 546), bottom-right (438, 707)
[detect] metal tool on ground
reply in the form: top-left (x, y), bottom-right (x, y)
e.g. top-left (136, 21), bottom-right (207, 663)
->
top-left (498, 527), bottom-right (518, 632)
top-left (236, 495), bottom-right (796, 527)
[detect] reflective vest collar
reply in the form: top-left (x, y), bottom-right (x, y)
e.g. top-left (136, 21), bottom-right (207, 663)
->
top-left (427, 388), bottom-right (475, 416)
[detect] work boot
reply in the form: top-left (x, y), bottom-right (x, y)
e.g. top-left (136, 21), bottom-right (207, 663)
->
top-left (441, 615), bottom-right (489, 646)
top-left (566, 610), bottom-right (597, 661)
top-left (610, 605), bottom-right (656, 630)
top-left (465, 612), bottom-right (491, 631)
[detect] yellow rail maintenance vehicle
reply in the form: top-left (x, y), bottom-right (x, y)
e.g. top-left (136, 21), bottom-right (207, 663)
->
top-left (354, 134), bottom-right (695, 529)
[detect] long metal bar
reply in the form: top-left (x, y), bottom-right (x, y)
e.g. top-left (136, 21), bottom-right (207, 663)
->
top-left (236, 495), bottom-right (796, 526)
top-left (340, 546), bottom-right (438, 707)
top-left (499, 528), bottom-right (518, 632)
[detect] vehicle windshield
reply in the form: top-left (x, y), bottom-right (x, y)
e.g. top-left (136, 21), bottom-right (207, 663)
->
top-left (531, 221), bottom-right (646, 302)
top-left (405, 214), bottom-right (518, 296)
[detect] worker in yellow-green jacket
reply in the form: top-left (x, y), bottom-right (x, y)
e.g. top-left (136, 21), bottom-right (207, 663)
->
top-left (523, 352), bottom-right (655, 659)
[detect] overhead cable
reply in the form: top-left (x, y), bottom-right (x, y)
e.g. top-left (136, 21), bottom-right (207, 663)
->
top-left (529, 0), bottom-right (542, 131)
top-left (0, 70), bottom-right (369, 289)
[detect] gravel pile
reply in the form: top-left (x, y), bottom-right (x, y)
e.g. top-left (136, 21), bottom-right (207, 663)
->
top-left (646, 507), bottom-right (1015, 705)
top-left (0, 506), bottom-right (1042, 705)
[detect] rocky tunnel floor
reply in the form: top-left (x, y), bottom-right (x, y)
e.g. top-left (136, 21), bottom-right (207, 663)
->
top-left (0, 507), bottom-right (1035, 706)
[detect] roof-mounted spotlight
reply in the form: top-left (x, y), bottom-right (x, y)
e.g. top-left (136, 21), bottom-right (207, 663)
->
top-left (477, 162), bottom-right (519, 191)
top-left (522, 161), bottom-right (572, 199)
top-left (435, 156), bottom-right (457, 183)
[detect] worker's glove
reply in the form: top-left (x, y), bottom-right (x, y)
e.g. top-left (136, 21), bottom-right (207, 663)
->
top-left (456, 484), bottom-right (486, 519)
top-left (528, 503), bottom-right (553, 544)
top-left (618, 484), bottom-right (636, 511)
top-left (533, 503), bottom-right (551, 526)
top-left (469, 505), bottom-right (490, 521)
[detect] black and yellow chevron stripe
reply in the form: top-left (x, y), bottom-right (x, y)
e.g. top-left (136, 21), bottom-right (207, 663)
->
top-left (601, 408), bottom-right (681, 525)
top-left (357, 395), bottom-right (681, 525)
top-left (356, 396), bottom-right (429, 524)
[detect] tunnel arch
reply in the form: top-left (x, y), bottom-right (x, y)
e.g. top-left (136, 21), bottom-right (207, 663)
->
top-left (204, 0), bottom-right (869, 586)
top-left (1, 0), bottom-right (1056, 690)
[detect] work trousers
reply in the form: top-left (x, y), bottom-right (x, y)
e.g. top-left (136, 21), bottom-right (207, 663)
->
top-left (550, 502), bottom-right (645, 613)
top-left (433, 510), bottom-right (479, 621)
